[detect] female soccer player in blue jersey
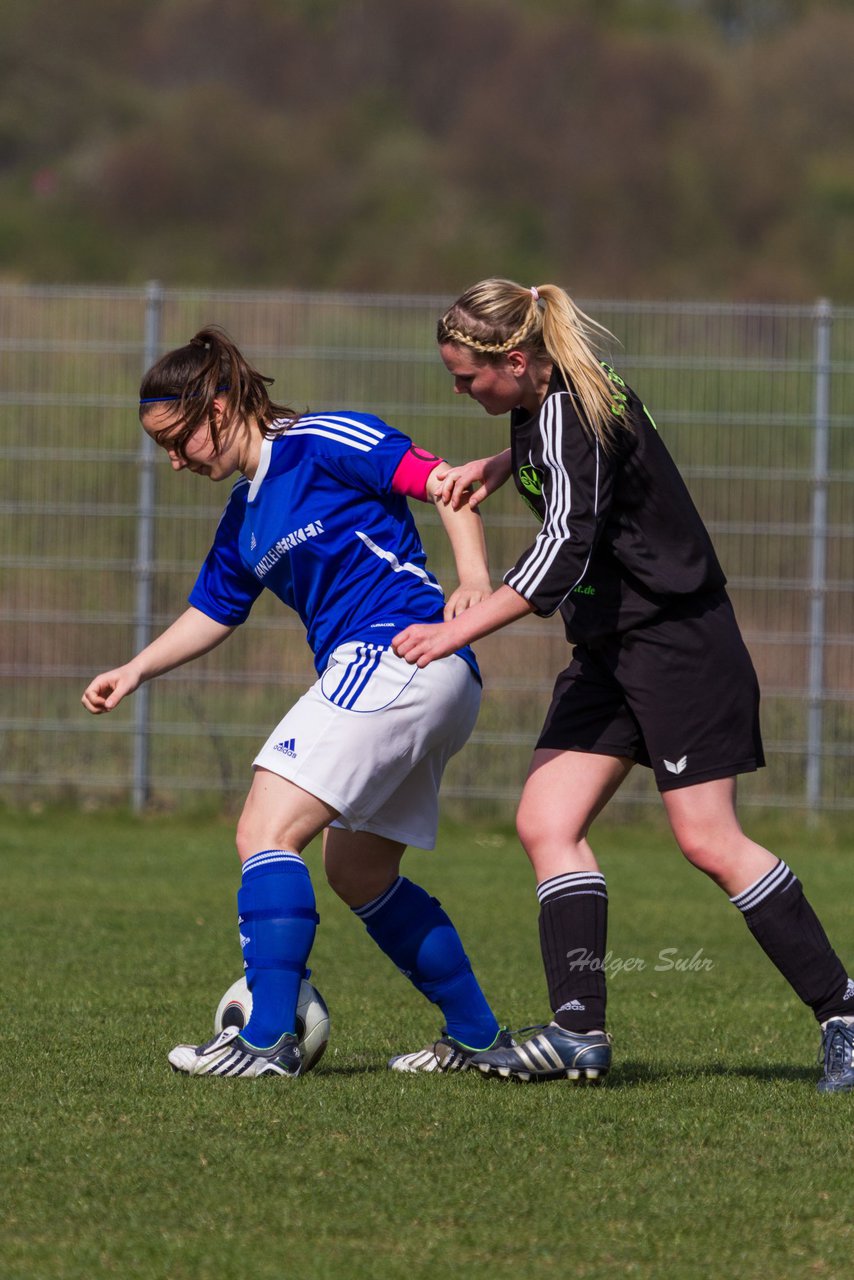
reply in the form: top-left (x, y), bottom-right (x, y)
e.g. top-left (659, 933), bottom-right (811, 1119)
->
top-left (393, 277), bottom-right (854, 1093)
top-left (82, 325), bottom-right (512, 1079)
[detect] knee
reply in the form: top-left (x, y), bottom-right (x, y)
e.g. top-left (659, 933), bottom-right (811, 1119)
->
top-left (235, 809), bottom-right (253, 863)
top-left (324, 860), bottom-right (355, 905)
top-left (515, 808), bottom-right (595, 881)
top-left (675, 831), bottom-right (733, 883)
top-left (235, 804), bottom-right (266, 862)
top-left (235, 806), bottom-right (292, 864)
top-left (515, 795), bottom-right (587, 861)
top-left (325, 862), bottom-right (396, 910)
top-left (515, 802), bottom-right (548, 858)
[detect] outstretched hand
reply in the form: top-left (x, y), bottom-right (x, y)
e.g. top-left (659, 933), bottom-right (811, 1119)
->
top-left (81, 664), bottom-right (142, 714)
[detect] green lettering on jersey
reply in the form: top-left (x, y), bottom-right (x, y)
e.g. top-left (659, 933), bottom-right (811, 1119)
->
top-left (602, 362), bottom-right (627, 417)
top-left (602, 360), bottom-right (658, 430)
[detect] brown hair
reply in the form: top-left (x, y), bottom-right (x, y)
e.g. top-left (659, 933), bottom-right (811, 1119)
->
top-left (438, 278), bottom-right (629, 449)
top-left (138, 325), bottom-right (296, 462)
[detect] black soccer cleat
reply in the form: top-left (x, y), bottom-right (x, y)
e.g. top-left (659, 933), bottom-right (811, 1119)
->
top-left (469, 1022), bottom-right (612, 1083)
top-left (817, 1018), bottom-right (854, 1094)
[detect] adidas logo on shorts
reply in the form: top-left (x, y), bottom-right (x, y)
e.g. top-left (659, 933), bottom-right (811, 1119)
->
top-left (274, 738), bottom-right (297, 758)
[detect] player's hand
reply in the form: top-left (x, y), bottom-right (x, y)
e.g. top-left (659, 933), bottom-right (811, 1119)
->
top-left (436, 451), bottom-right (512, 511)
top-left (393, 622), bottom-right (458, 667)
top-left (81, 664), bottom-right (142, 714)
top-left (443, 579), bottom-right (492, 620)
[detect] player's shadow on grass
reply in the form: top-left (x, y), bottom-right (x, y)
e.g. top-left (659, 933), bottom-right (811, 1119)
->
top-left (612, 1060), bottom-right (819, 1085)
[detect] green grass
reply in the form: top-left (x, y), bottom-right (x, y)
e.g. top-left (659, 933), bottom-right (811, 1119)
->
top-left (3, 807), bottom-right (854, 1279)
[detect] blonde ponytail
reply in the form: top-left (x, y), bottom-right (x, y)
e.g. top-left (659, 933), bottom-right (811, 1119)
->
top-left (437, 278), bottom-right (628, 450)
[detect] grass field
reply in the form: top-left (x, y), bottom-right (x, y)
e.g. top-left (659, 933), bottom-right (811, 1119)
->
top-left (4, 806), bottom-right (854, 1279)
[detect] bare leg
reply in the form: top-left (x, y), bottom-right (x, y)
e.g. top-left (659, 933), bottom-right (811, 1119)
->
top-left (236, 767), bottom-right (339, 860)
top-left (322, 827), bottom-right (405, 907)
top-left (663, 775), bottom-right (854, 1047)
top-left (661, 776), bottom-right (777, 895)
top-left (512, 749), bottom-right (633, 1038)
top-left (516, 748), bottom-right (634, 881)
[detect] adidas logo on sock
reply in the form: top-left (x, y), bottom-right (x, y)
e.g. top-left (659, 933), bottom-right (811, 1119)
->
top-left (274, 738), bottom-right (297, 757)
top-left (557, 999), bottom-right (587, 1013)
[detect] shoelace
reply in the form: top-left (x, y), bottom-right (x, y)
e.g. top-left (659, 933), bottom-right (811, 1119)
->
top-left (820, 1021), bottom-right (854, 1076)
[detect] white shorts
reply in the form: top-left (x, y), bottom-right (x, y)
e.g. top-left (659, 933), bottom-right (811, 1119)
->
top-left (253, 642), bottom-right (481, 850)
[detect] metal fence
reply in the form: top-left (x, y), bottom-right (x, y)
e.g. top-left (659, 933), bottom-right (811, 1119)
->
top-left (1, 284), bottom-right (852, 819)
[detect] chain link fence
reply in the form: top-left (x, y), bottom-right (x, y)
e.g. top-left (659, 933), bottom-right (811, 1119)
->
top-left (1, 284), bottom-right (852, 818)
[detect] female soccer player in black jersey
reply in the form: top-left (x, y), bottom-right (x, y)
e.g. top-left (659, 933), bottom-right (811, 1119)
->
top-left (393, 277), bottom-right (854, 1092)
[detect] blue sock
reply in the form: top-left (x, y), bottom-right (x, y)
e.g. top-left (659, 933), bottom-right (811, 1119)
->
top-left (353, 877), bottom-right (499, 1049)
top-left (237, 850), bottom-right (318, 1050)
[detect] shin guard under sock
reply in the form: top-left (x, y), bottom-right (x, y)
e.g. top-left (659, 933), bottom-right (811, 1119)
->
top-left (731, 860), bottom-right (854, 1022)
top-left (538, 872), bottom-right (608, 1033)
top-left (353, 876), bottom-right (499, 1049)
top-left (238, 850), bottom-right (319, 1049)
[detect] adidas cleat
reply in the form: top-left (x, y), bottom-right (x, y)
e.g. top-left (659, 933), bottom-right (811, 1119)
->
top-left (469, 1023), bottom-right (612, 1083)
top-left (817, 1018), bottom-right (854, 1094)
top-left (388, 1027), bottom-right (516, 1074)
top-left (168, 1025), bottom-right (302, 1078)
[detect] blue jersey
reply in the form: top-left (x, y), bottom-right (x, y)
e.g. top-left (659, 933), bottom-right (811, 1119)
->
top-left (188, 412), bottom-right (479, 679)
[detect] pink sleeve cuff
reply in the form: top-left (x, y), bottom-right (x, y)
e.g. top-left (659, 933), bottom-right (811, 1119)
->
top-left (391, 446), bottom-right (443, 502)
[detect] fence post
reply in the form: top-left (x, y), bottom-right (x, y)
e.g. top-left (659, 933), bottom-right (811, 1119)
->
top-left (806, 297), bottom-right (832, 823)
top-left (131, 281), bottom-right (164, 812)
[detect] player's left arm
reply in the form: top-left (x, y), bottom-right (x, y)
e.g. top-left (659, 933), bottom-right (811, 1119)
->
top-left (389, 444), bottom-right (492, 620)
top-left (425, 462), bottom-right (492, 619)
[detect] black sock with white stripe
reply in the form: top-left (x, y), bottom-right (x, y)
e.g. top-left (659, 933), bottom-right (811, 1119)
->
top-left (538, 872), bottom-right (608, 1033)
top-left (731, 860), bottom-right (854, 1022)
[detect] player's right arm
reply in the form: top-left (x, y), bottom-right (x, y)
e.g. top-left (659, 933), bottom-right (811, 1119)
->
top-left (82, 606), bottom-right (236, 714)
top-left (437, 448), bottom-right (513, 511)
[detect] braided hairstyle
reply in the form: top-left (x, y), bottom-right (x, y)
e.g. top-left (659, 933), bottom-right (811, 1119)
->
top-left (437, 278), bottom-right (628, 449)
top-left (138, 326), bottom-right (296, 462)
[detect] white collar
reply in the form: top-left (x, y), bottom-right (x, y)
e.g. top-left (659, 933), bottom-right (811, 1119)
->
top-left (247, 434), bottom-right (274, 503)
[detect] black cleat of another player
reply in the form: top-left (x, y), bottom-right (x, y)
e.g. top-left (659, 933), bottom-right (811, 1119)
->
top-left (168, 1025), bottom-right (303, 1078)
top-left (469, 1022), bottom-right (612, 1083)
top-left (817, 1018), bottom-right (854, 1094)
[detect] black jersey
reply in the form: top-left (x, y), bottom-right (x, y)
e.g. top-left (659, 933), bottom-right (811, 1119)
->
top-left (504, 367), bottom-right (726, 642)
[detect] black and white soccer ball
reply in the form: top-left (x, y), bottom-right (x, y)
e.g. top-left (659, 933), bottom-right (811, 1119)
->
top-left (214, 976), bottom-right (330, 1073)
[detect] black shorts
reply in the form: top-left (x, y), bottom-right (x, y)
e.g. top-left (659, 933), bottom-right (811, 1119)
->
top-left (536, 591), bottom-right (765, 792)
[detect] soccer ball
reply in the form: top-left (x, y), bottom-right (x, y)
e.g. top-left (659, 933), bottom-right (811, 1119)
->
top-left (214, 976), bottom-right (330, 1073)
